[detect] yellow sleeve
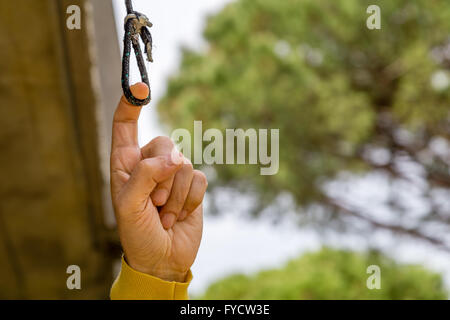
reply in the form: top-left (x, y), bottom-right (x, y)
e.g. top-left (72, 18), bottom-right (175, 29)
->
top-left (110, 257), bottom-right (192, 300)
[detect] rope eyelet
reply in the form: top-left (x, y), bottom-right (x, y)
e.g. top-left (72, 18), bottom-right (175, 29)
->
top-left (121, 0), bottom-right (153, 106)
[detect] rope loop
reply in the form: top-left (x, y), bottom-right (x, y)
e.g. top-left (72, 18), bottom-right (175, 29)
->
top-left (121, 0), bottom-right (153, 106)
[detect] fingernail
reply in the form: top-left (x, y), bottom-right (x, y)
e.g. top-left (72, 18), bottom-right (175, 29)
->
top-left (130, 82), bottom-right (149, 100)
top-left (161, 213), bottom-right (176, 229)
top-left (179, 210), bottom-right (187, 221)
top-left (169, 147), bottom-right (183, 165)
top-left (152, 189), bottom-right (168, 206)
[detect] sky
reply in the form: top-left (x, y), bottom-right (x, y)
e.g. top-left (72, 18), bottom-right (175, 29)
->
top-left (112, 0), bottom-right (450, 296)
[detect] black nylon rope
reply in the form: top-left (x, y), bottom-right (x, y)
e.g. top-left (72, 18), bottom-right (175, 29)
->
top-left (121, 0), bottom-right (153, 106)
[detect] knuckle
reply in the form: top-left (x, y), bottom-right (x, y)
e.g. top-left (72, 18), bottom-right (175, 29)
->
top-left (186, 193), bottom-right (203, 210)
top-left (182, 161), bottom-right (194, 172)
top-left (152, 136), bottom-right (174, 149)
top-left (194, 170), bottom-right (208, 187)
top-left (173, 188), bottom-right (188, 204)
top-left (135, 160), bottom-right (147, 172)
top-left (142, 136), bottom-right (175, 158)
top-left (136, 158), bottom-right (157, 174)
top-left (137, 159), bottom-right (150, 170)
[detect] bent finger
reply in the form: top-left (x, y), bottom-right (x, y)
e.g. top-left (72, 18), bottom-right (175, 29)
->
top-left (141, 136), bottom-right (177, 206)
top-left (159, 159), bottom-right (194, 229)
top-left (117, 153), bottom-right (183, 216)
top-left (179, 170), bottom-right (208, 221)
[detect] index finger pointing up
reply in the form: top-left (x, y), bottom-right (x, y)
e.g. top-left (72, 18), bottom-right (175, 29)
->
top-left (112, 82), bottom-right (149, 150)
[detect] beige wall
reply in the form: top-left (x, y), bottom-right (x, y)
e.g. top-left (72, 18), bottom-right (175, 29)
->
top-left (0, 0), bottom-right (121, 299)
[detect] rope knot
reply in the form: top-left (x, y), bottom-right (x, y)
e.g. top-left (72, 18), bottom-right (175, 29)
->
top-left (124, 13), bottom-right (153, 36)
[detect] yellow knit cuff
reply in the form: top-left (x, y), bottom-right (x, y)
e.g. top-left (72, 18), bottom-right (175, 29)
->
top-left (110, 257), bottom-right (192, 300)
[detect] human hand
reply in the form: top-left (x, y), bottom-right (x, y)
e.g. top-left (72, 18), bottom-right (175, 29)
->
top-left (110, 83), bottom-right (207, 282)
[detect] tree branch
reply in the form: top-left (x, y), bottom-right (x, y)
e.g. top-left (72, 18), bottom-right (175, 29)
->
top-left (324, 197), bottom-right (450, 253)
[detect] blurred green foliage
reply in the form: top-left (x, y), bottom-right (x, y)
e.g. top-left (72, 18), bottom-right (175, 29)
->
top-left (200, 248), bottom-right (448, 299)
top-left (158, 0), bottom-right (450, 218)
top-left (157, 0), bottom-right (450, 300)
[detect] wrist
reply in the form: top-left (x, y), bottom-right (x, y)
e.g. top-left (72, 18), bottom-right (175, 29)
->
top-left (126, 258), bottom-right (188, 282)
top-left (148, 269), bottom-right (189, 283)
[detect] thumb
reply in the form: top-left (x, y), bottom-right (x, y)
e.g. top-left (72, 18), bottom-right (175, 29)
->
top-left (119, 152), bottom-right (184, 214)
